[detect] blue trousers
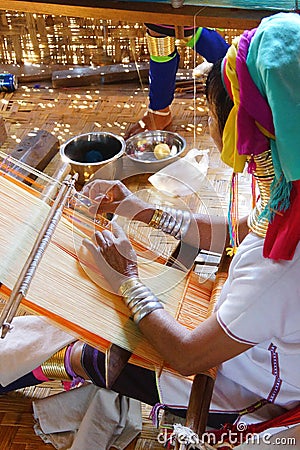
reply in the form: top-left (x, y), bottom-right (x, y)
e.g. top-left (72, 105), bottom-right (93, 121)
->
top-left (149, 27), bottom-right (229, 110)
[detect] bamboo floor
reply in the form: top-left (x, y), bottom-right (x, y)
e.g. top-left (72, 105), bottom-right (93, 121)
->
top-left (0, 73), bottom-right (252, 450)
top-left (0, 383), bottom-right (158, 450)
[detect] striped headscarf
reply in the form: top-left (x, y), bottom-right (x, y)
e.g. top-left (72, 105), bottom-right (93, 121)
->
top-left (221, 12), bottom-right (300, 260)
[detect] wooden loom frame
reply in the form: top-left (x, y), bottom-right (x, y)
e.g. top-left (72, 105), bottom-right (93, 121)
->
top-left (178, 249), bottom-right (231, 448)
top-left (0, 163), bottom-right (212, 368)
top-left (0, 0), bottom-right (289, 30)
top-left (0, 155), bottom-right (231, 445)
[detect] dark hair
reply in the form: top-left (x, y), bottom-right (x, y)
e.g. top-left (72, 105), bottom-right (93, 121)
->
top-left (205, 59), bottom-right (234, 135)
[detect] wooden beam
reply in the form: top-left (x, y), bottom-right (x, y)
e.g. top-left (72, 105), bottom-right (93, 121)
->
top-left (0, 1), bottom-right (279, 29)
top-left (9, 130), bottom-right (59, 184)
top-left (52, 62), bottom-right (149, 88)
top-left (0, 117), bottom-right (7, 147)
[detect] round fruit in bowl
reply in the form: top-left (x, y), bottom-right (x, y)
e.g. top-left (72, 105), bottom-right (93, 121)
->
top-left (153, 143), bottom-right (171, 160)
top-left (125, 130), bottom-right (186, 168)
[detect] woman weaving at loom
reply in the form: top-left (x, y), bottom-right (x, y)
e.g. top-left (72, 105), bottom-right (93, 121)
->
top-left (1, 11), bottom-right (300, 445)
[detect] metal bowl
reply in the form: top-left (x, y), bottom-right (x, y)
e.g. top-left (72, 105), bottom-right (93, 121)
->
top-left (60, 131), bottom-right (125, 185)
top-left (125, 130), bottom-right (186, 169)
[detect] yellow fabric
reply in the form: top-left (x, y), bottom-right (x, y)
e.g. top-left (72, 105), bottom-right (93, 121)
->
top-left (256, 122), bottom-right (275, 140)
top-left (221, 37), bottom-right (247, 173)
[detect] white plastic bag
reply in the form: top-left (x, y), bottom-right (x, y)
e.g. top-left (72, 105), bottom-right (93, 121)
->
top-left (148, 148), bottom-right (209, 197)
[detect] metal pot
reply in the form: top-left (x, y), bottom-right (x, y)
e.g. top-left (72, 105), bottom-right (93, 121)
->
top-left (60, 131), bottom-right (125, 186)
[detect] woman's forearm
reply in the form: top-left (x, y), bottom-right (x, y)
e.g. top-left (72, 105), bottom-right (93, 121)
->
top-left (134, 206), bottom-right (227, 253)
top-left (138, 309), bottom-right (251, 376)
top-left (132, 202), bottom-right (249, 254)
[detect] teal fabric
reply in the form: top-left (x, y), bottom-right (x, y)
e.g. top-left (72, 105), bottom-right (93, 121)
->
top-left (124, 1), bottom-right (297, 11)
top-left (247, 13), bottom-right (300, 182)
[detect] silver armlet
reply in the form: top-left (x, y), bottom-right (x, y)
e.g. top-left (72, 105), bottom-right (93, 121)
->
top-left (149, 207), bottom-right (191, 240)
top-left (119, 278), bottom-right (164, 324)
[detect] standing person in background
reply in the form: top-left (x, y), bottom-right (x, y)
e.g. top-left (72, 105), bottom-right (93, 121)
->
top-left (125, 24), bottom-right (229, 137)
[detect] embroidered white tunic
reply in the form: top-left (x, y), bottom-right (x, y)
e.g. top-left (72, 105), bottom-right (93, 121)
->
top-left (159, 233), bottom-right (300, 422)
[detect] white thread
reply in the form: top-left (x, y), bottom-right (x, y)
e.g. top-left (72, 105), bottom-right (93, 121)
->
top-left (173, 423), bottom-right (201, 447)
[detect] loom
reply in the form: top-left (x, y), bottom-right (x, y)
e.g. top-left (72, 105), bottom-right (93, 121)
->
top-left (0, 148), bottom-right (232, 444)
top-left (0, 171), bottom-right (77, 338)
top-left (0, 5), bottom-right (235, 426)
top-left (0, 151), bottom-right (213, 367)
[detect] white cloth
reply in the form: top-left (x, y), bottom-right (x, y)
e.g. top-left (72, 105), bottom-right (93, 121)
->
top-left (0, 316), bottom-right (141, 449)
top-left (32, 384), bottom-right (142, 450)
top-left (0, 315), bottom-right (75, 387)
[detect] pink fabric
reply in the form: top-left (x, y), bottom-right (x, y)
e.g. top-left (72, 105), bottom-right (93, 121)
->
top-left (32, 366), bottom-right (50, 382)
top-left (229, 27), bottom-right (300, 261)
top-left (235, 29), bottom-right (275, 156)
top-left (263, 180), bottom-right (300, 260)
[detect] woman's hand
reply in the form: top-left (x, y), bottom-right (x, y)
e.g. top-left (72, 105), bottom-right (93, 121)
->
top-left (82, 180), bottom-right (154, 223)
top-left (82, 221), bottom-right (138, 292)
top-left (82, 180), bottom-right (150, 219)
top-left (82, 180), bottom-right (132, 215)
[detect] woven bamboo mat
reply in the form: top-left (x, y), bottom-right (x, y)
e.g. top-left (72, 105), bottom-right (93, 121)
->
top-left (0, 389), bottom-right (163, 450)
top-left (0, 82), bottom-right (210, 147)
top-left (0, 391), bottom-right (163, 449)
top-left (0, 384), bottom-right (63, 450)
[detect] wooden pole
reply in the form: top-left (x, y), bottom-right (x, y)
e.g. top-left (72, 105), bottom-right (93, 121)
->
top-left (175, 249), bottom-right (231, 449)
top-left (0, 1), bottom-right (277, 30)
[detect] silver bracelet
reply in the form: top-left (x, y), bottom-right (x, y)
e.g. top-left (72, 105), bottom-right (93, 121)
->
top-left (150, 206), bottom-right (191, 240)
top-left (147, 108), bottom-right (171, 116)
top-left (119, 278), bottom-right (164, 325)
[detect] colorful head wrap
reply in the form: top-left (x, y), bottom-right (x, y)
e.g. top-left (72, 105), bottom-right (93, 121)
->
top-left (221, 12), bottom-right (300, 260)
